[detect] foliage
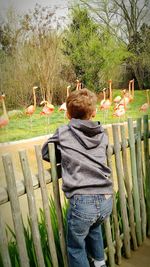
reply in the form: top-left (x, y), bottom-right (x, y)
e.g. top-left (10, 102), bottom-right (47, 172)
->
top-left (0, 5), bottom-right (67, 108)
top-left (20, 4), bottom-right (63, 103)
top-left (128, 23), bottom-right (150, 89)
top-left (79, 0), bottom-right (150, 89)
top-left (0, 192), bottom-right (126, 267)
top-left (62, 6), bottom-right (103, 91)
top-left (0, 197), bottom-right (68, 267)
top-left (62, 5), bottom-right (130, 91)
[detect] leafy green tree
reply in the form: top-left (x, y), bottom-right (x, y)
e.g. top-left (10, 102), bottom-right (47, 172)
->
top-left (79, 0), bottom-right (150, 89)
top-left (62, 6), bottom-right (104, 91)
top-left (128, 23), bottom-right (150, 89)
top-left (62, 5), bottom-right (130, 91)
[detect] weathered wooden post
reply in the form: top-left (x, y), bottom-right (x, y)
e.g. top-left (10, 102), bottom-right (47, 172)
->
top-left (143, 114), bottom-right (150, 236)
top-left (35, 145), bottom-right (59, 267)
top-left (136, 118), bottom-right (147, 241)
top-left (2, 153), bottom-right (30, 267)
top-left (112, 124), bottom-right (131, 258)
top-left (120, 123), bottom-right (138, 250)
top-left (19, 150), bottom-right (46, 267)
top-left (106, 142), bottom-right (122, 265)
top-left (48, 143), bottom-right (69, 267)
top-left (128, 118), bottom-right (142, 245)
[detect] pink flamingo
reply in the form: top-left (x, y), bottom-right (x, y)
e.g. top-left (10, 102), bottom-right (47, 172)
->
top-left (139, 89), bottom-right (150, 112)
top-left (25, 86), bottom-right (38, 115)
top-left (25, 86), bottom-right (38, 128)
top-left (40, 101), bottom-right (54, 115)
top-left (118, 89), bottom-right (130, 109)
top-left (113, 95), bottom-right (122, 104)
top-left (76, 79), bottom-right (82, 90)
top-left (40, 100), bottom-right (54, 131)
top-left (108, 79), bottom-right (113, 102)
top-left (99, 87), bottom-right (111, 124)
top-left (0, 93), bottom-right (9, 128)
top-left (59, 85), bottom-right (71, 115)
top-left (113, 104), bottom-right (126, 122)
top-left (129, 79), bottom-right (134, 100)
top-left (100, 80), bottom-right (112, 111)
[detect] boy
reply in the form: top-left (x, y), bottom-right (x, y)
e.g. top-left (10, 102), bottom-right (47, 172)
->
top-left (42, 88), bottom-right (113, 267)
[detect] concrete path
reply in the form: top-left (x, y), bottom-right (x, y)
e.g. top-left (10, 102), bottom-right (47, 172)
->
top-left (120, 238), bottom-right (150, 267)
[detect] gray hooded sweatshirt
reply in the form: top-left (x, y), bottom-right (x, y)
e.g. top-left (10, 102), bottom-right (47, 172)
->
top-left (42, 118), bottom-right (113, 198)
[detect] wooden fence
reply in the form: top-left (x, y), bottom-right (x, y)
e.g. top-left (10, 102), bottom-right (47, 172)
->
top-left (0, 115), bottom-right (150, 267)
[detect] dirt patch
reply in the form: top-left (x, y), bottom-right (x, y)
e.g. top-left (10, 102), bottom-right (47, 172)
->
top-left (120, 238), bottom-right (150, 267)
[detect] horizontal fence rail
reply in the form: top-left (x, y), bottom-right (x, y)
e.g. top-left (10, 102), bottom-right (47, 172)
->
top-left (0, 115), bottom-right (150, 267)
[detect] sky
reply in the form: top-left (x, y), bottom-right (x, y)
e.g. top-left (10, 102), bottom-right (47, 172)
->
top-left (0, 0), bottom-right (72, 22)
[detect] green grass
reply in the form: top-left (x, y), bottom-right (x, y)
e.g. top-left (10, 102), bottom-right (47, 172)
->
top-left (0, 90), bottom-right (149, 143)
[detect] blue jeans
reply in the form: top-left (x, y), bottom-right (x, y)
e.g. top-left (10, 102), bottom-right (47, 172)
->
top-left (67, 194), bottom-right (113, 267)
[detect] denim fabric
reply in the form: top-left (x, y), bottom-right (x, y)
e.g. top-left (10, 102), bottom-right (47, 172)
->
top-left (67, 194), bottom-right (113, 267)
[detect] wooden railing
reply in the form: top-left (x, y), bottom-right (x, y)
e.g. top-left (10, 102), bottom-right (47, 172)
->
top-left (0, 115), bottom-right (150, 267)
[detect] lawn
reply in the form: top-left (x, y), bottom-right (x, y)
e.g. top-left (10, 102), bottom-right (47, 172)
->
top-left (0, 89), bottom-right (149, 143)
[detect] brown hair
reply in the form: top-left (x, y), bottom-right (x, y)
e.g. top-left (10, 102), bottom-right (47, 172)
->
top-left (66, 88), bottom-right (97, 120)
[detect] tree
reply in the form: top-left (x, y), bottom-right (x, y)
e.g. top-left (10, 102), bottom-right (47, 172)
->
top-left (20, 4), bottom-right (63, 103)
top-left (62, 6), bottom-right (104, 91)
top-left (79, 0), bottom-right (150, 89)
top-left (62, 5), bottom-right (130, 91)
top-left (128, 23), bottom-right (150, 88)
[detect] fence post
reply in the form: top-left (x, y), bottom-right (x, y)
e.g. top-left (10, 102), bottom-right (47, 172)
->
top-left (128, 118), bottom-right (142, 245)
top-left (35, 145), bottom-right (59, 267)
top-left (143, 114), bottom-right (150, 236)
top-left (136, 118), bottom-right (147, 241)
top-left (2, 154), bottom-right (30, 267)
top-left (112, 124), bottom-right (131, 258)
top-left (106, 142), bottom-right (122, 265)
top-left (19, 150), bottom-right (46, 267)
top-left (48, 143), bottom-right (69, 267)
top-left (120, 123), bottom-right (138, 250)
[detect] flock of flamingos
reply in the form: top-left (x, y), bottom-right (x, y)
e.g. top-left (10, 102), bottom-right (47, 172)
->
top-left (0, 79), bottom-right (150, 129)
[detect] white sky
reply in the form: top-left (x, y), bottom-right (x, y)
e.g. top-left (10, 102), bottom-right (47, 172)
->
top-left (0, 0), bottom-right (72, 19)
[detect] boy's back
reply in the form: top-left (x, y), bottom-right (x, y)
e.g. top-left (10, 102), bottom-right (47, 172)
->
top-left (42, 118), bottom-right (112, 198)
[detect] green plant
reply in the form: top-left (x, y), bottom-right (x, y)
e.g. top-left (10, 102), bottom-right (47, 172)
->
top-left (0, 197), bottom-right (68, 267)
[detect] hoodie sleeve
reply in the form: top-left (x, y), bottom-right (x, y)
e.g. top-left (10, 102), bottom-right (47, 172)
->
top-left (42, 129), bottom-right (61, 162)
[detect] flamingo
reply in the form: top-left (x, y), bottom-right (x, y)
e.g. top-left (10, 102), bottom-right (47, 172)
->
top-left (117, 89), bottom-right (130, 109)
top-left (108, 79), bottom-right (113, 102)
top-left (25, 86), bottom-right (38, 128)
top-left (0, 93), bottom-right (9, 128)
top-left (76, 79), bottom-right (82, 90)
top-left (25, 86), bottom-right (38, 116)
top-left (129, 79), bottom-right (134, 99)
top-left (40, 100), bottom-right (54, 132)
top-left (113, 95), bottom-right (122, 104)
top-left (99, 87), bottom-right (111, 124)
top-left (100, 80), bottom-right (112, 110)
top-left (40, 101), bottom-right (54, 115)
top-left (113, 105), bottom-right (126, 122)
top-left (139, 89), bottom-right (150, 112)
top-left (59, 85), bottom-right (71, 113)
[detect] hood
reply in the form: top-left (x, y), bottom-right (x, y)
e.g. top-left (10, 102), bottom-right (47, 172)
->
top-left (69, 118), bottom-right (104, 149)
